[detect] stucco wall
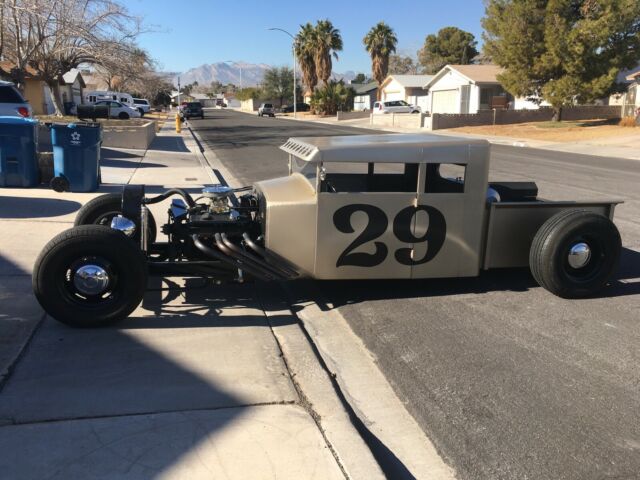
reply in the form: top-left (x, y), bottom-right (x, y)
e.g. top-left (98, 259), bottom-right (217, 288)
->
top-left (370, 112), bottom-right (426, 128)
top-left (336, 111), bottom-right (370, 121)
top-left (101, 121), bottom-right (156, 149)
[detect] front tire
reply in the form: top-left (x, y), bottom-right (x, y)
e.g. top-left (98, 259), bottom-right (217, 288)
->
top-left (74, 193), bottom-right (157, 243)
top-left (33, 226), bottom-right (147, 327)
top-left (529, 210), bottom-right (621, 298)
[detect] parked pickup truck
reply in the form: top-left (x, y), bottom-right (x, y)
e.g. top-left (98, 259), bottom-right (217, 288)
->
top-left (32, 134), bottom-right (622, 327)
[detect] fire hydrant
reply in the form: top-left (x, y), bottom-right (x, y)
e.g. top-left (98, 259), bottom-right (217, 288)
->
top-left (175, 113), bottom-right (182, 133)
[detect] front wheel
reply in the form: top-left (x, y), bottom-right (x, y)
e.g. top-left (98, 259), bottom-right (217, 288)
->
top-left (33, 225), bottom-right (147, 327)
top-left (529, 210), bottom-right (621, 298)
top-left (74, 193), bottom-right (157, 243)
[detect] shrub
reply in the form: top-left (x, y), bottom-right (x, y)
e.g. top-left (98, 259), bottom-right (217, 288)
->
top-left (309, 81), bottom-right (355, 115)
top-left (619, 116), bottom-right (637, 127)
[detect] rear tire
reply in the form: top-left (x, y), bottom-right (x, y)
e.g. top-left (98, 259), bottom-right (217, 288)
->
top-left (74, 193), bottom-right (157, 244)
top-left (33, 225), bottom-right (147, 327)
top-left (529, 210), bottom-right (621, 298)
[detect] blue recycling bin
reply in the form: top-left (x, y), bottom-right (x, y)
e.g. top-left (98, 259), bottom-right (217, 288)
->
top-left (50, 122), bottom-right (102, 192)
top-left (0, 116), bottom-right (39, 187)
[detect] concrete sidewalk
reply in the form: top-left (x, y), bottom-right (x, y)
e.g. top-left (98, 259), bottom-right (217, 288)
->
top-left (0, 118), bottom-right (379, 479)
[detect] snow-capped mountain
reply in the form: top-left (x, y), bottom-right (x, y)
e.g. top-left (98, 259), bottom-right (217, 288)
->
top-left (173, 62), bottom-right (358, 87)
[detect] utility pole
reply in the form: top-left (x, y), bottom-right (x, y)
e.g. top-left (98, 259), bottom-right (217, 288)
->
top-left (268, 28), bottom-right (297, 118)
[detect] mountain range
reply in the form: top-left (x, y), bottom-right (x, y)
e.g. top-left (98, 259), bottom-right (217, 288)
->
top-left (173, 62), bottom-right (358, 87)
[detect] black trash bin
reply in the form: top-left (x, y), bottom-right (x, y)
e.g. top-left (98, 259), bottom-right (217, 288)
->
top-left (0, 116), bottom-right (39, 187)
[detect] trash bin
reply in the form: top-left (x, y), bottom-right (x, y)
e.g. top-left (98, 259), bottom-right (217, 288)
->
top-left (0, 116), bottom-right (39, 187)
top-left (50, 122), bottom-right (102, 192)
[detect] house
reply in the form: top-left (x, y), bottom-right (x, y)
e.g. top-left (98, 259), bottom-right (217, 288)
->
top-left (423, 64), bottom-right (515, 114)
top-left (609, 65), bottom-right (640, 117)
top-left (0, 61), bottom-right (58, 115)
top-left (61, 68), bottom-right (86, 110)
top-left (351, 82), bottom-right (377, 111)
top-left (379, 75), bottom-right (433, 112)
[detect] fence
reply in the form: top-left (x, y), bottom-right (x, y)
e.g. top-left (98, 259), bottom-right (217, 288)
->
top-left (428, 105), bottom-right (622, 130)
top-left (336, 111), bottom-right (370, 121)
top-left (369, 113), bottom-right (427, 129)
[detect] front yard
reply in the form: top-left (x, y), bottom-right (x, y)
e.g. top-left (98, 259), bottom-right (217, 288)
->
top-left (446, 119), bottom-right (637, 142)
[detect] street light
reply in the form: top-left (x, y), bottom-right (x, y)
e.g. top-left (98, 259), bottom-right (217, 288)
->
top-left (267, 27), bottom-right (298, 118)
top-left (224, 60), bottom-right (242, 91)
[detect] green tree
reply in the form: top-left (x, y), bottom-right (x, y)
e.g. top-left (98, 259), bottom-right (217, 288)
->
top-left (295, 23), bottom-right (319, 96)
top-left (483, 0), bottom-right (640, 120)
top-left (389, 55), bottom-right (418, 74)
top-left (262, 66), bottom-right (295, 106)
top-left (418, 27), bottom-right (478, 74)
top-left (311, 19), bottom-right (343, 86)
top-left (363, 22), bottom-right (397, 100)
top-left (351, 73), bottom-right (369, 84)
top-left (235, 87), bottom-right (263, 101)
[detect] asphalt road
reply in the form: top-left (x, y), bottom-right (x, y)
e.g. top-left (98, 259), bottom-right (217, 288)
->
top-left (191, 109), bottom-right (640, 480)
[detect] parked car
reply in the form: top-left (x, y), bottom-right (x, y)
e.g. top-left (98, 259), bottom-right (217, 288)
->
top-left (93, 100), bottom-right (141, 119)
top-left (183, 102), bottom-right (205, 119)
top-left (133, 98), bottom-right (151, 116)
top-left (373, 100), bottom-right (420, 114)
top-left (0, 81), bottom-right (32, 118)
top-left (258, 103), bottom-right (276, 117)
top-left (32, 134), bottom-right (623, 327)
top-left (282, 103), bottom-right (310, 113)
top-left (182, 102), bottom-right (204, 119)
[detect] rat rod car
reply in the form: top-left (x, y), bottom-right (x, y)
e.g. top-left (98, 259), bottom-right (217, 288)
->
top-left (33, 134), bottom-right (623, 327)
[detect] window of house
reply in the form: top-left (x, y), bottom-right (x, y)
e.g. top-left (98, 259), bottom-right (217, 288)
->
top-left (321, 162), bottom-right (419, 193)
top-left (425, 163), bottom-right (466, 193)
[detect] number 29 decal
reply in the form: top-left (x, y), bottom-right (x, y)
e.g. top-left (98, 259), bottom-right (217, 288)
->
top-left (333, 204), bottom-right (447, 268)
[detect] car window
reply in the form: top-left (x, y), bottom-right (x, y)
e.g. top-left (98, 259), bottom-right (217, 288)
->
top-left (0, 85), bottom-right (25, 103)
top-left (321, 162), bottom-right (419, 193)
top-left (398, 100), bottom-right (409, 106)
top-left (425, 163), bottom-right (466, 194)
top-left (134, 99), bottom-right (148, 105)
top-left (111, 102), bottom-right (122, 107)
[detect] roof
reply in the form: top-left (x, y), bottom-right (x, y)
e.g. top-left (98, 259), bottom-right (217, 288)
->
top-left (351, 81), bottom-right (377, 94)
top-left (280, 133), bottom-right (488, 164)
top-left (381, 75), bottom-right (434, 89)
top-left (190, 93), bottom-right (209, 100)
top-left (62, 68), bottom-right (86, 87)
top-left (424, 64), bottom-right (504, 88)
top-left (0, 61), bottom-right (43, 80)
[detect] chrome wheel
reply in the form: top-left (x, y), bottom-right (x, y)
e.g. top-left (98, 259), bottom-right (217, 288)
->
top-left (73, 264), bottom-right (110, 296)
top-left (567, 242), bottom-right (591, 269)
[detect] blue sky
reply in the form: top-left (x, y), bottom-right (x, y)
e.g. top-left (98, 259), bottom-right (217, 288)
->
top-left (130, 0), bottom-right (486, 74)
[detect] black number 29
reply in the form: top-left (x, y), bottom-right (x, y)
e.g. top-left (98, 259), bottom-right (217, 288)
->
top-left (332, 204), bottom-right (447, 268)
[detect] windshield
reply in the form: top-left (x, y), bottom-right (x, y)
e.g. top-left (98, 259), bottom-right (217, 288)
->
top-left (291, 156), bottom-right (317, 186)
top-left (188, 102), bottom-right (201, 107)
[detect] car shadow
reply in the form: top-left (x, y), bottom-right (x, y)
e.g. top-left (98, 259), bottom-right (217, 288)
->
top-left (100, 147), bottom-right (141, 159)
top-left (147, 135), bottom-right (190, 153)
top-left (294, 247), bottom-right (640, 312)
top-left (0, 196), bottom-right (81, 219)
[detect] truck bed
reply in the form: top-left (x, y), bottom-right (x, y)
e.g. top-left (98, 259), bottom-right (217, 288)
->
top-left (482, 200), bottom-right (622, 269)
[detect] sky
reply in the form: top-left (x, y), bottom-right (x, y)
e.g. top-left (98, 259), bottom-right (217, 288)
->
top-left (129, 0), bottom-right (487, 74)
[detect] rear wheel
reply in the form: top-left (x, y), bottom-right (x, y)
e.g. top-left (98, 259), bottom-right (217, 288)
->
top-left (529, 210), bottom-right (621, 298)
top-left (33, 225), bottom-right (147, 327)
top-left (74, 193), bottom-right (157, 243)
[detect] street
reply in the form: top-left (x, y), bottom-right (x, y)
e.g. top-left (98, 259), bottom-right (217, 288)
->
top-left (191, 109), bottom-right (640, 480)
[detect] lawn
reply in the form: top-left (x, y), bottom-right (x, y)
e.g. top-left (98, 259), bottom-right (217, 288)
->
top-left (447, 118), bottom-right (637, 142)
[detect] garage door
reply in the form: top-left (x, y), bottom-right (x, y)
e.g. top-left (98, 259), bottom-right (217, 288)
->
top-left (431, 89), bottom-right (458, 114)
top-left (384, 91), bottom-right (403, 102)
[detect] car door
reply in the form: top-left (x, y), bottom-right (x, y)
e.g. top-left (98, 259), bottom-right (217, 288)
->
top-left (314, 161), bottom-right (420, 279)
top-left (411, 156), bottom-right (488, 279)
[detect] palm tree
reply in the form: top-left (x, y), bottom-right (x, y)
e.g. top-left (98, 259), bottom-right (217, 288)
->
top-left (363, 22), bottom-right (397, 100)
top-left (295, 23), bottom-right (318, 98)
top-left (311, 19), bottom-right (343, 86)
